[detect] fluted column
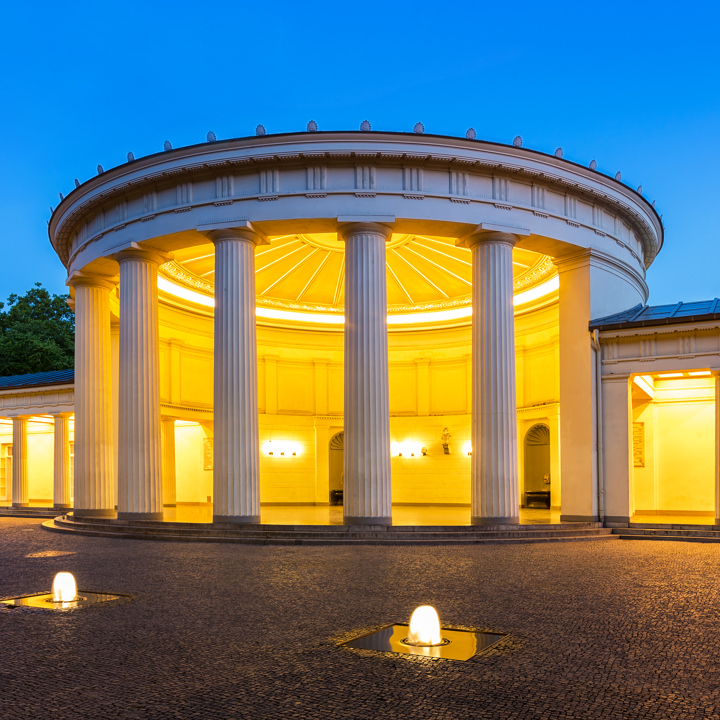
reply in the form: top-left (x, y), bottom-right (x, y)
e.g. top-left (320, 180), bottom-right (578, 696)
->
top-left (206, 226), bottom-right (263, 523)
top-left (69, 276), bottom-right (115, 517)
top-left (339, 221), bottom-right (393, 526)
top-left (161, 418), bottom-right (177, 507)
top-left (466, 231), bottom-right (520, 525)
top-left (116, 249), bottom-right (163, 521)
top-left (10, 415), bottom-right (30, 507)
top-left (51, 413), bottom-right (73, 509)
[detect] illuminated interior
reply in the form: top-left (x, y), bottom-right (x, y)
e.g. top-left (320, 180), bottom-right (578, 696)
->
top-left (632, 373), bottom-right (716, 519)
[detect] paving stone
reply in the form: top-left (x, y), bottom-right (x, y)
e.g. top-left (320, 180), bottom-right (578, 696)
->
top-left (1, 517), bottom-right (720, 719)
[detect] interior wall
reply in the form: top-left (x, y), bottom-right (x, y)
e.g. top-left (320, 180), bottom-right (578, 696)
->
top-left (158, 298), bottom-right (562, 507)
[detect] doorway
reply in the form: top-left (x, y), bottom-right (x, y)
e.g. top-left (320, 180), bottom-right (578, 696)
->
top-left (329, 431), bottom-right (344, 505)
top-left (524, 424), bottom-right (551, 508)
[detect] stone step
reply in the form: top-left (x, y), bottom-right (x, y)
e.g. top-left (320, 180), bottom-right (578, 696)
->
top-left (0, 508), bottom-right (61, 518)
top-left (53, 514), bottom-right (602, 532)
top-left (49, 515), bottom-right (608, 538)
top-left (43, 518), bottom-right (614, 545)
top-left (616, 527), bottom-right (720, 543)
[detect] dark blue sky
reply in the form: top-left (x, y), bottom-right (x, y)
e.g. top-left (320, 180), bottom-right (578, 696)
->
top-left (1, 0), bottom-right (718, 305)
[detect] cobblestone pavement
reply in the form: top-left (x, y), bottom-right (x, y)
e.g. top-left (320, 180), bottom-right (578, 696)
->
top-left (2, 519), bottom-right (720, 719)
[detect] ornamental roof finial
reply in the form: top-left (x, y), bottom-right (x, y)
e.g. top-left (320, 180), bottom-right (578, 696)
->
top-left (466, 128), bottom-right (476, 140)
top-left (74, 179), bottom-right (80, 188)
top-left (513, 136), bottom-right (523, 147)
top-left (414, 122), bottom-right (425, 134)
top-left (127, 151), bottom-right (135, 162)
top-left (307, 120), bottom-right (318, 132)
top-left (554, 147), bottom-right (563, 158)
top-left (615, 171), bottom-right (622, 181)
top-left (163, 140), bottom-right (172, 151)
top-left (207, 131), bottom-right (217, 142)
top-left (97, 164), bottom-right (104, 174)
top-left (360, 120), bottom-right (371, 131)
top-left (256, 124), bottom-right (266, 136)
top-left (589, 159), bottom-right (597, 170)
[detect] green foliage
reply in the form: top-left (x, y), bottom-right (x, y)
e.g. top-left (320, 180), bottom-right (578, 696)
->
top-left (0, 283), bottom-right (74, 376)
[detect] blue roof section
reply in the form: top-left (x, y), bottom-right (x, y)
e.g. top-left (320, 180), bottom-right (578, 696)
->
top-left (0, 369), bottom-right (74, 390)
top-left (590, 299), bottom-right (720, 331)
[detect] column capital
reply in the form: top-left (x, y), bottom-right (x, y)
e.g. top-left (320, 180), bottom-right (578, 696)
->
top-left (457, 222), bottom-right (530, 250)
top-left (66, 271), bottom-right (117, 292)
top-left (49, 411), bottom-right (74, 419)
top-left (198, 220), bottom-right (269, 246)
top-left (7, 413), bottom-right (33, 421)
top-left (113, 242), bottom-right (172, 266)
top-left (337, 219), bottom-right (394, 242)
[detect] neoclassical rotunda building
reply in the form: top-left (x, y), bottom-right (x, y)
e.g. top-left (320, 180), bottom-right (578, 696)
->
top-left (15, 125), bottom-right (718, 535)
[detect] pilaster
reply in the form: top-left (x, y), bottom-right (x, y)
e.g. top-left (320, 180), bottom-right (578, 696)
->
top-left (161, 418), bottom-right (177, 507)
top-left (602, 374), bottom-right (633, 526)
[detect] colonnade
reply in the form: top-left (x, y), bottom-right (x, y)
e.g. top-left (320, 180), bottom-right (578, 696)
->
top-left (5, 412), bottom-right (73, 509)
top-left (68, 221), bottom-right (527, 525)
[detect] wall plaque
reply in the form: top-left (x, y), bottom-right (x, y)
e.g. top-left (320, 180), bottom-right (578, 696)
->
top-left (203, 438), bottom-right (213, 470)
top-left (633, 422), bottom-right (645, 468)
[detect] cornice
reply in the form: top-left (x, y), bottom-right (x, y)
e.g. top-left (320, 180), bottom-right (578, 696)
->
top-left (49, 132), bottom-right (661, 272)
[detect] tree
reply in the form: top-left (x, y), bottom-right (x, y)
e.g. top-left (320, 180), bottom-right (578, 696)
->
top-left (0, 283), bottom-right (74, 376)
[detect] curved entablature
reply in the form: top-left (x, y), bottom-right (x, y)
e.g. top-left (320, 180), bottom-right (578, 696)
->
top-left (49, 132), bottom-right (663, 282)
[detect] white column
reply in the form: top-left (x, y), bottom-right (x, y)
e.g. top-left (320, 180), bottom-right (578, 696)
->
top-left (339, 221), bottom-right (393, 525)
top-left (69, 276), bottom-right (115, 517)
top-left (465, 230), bottom-right (520, 525)
top-left (205, 225), bottom-right (263, 523)
top-left (161, 418), bottom-right (177, 507)
top-left (116, 249), bottom-right (163, 521)
top-left (603, 374), bottom-right (633, 525)
top-left (10, 415), bottom-right (30, 507)
top-left (52, 412), bottom-right (72, 509)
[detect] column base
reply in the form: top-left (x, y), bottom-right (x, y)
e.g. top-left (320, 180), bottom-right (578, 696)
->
top-left (11, 503), bottom-right (29, 508)
top-left (604, 515), bottom-right (630, 527)
top-left (73, 508), bottom-right (116, 518)
top-left (117, 511), bottom-right (164, 521)
top-left (54, 504), bottom-right (72, 510)
top-left (213, 514), bottom-right (261, 525)
top-left (344, 515), bottom-right (392, 526)
top-left (471, 516), bottom-right (519, 526)
top-left (163, 503), bottom-right (177, 508)
top-left (560, 514), bottom-right (599, 523)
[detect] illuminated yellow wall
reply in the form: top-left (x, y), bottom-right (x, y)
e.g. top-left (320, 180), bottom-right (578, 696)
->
top-left (156, 298), bottom-right (561, 506)
top-left (633, 378), bottom-right (715, 514)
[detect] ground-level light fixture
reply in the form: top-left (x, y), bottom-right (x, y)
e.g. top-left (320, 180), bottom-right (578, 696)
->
top-left (342, 604), bottom-right (507, 661)
top-left (1, 572), bottom-right (130, 611)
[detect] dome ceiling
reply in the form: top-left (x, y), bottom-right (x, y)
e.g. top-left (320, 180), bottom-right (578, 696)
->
top-left (165, 234), bottom-right (554, 316)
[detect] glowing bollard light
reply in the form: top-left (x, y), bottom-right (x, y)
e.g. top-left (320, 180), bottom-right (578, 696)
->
top-left (52, 572), bottom-right (78, 603)
top-left (405, 605), bottom-right (444, 647)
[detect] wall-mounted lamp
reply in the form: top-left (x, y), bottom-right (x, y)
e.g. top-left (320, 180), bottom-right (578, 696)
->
top-left (463, 442), bottom-right (472, 456)
top-left (265, 441), bottom-right (299, 457)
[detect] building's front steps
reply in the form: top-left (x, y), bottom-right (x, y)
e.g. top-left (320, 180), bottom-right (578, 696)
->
top-left (615, 523), bottom-right (720, 543)
top-left (41, 514), bottom-right (614, 545)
